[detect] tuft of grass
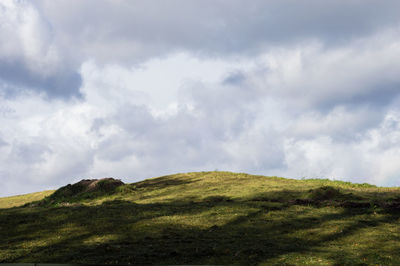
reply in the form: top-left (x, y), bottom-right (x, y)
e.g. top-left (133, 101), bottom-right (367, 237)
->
top-left (1, 171), bottom-right (400, 265)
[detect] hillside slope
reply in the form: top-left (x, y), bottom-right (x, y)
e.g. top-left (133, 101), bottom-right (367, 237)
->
top-left (1, 171), bottom-right (400, 265)
top-left (0, 190), bottom-right (54, 209)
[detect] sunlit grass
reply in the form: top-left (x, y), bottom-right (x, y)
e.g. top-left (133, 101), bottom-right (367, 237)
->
top-left (0, 190), bottom-right (54, 208)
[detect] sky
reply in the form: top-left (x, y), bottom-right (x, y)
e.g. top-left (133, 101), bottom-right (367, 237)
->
top-left (1, 0), bottom-right (400, 196)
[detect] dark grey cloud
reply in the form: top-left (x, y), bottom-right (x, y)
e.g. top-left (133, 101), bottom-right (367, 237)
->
top-left (0, 60), bottom-right (82, 98)
top-left (36, 0), bottom-right (400, 63)
top-left (341, 82), bottom-right (400, 108)
top-left (222, 71), bottom-right (246, 86)
top-left (0, 137), bottom-right (7, 147)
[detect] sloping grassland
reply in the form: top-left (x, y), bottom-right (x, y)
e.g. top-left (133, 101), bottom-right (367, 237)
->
top-left (1, 171), bottom-right (400, 265)
top-left (0, 190), bottom-right (54, 209)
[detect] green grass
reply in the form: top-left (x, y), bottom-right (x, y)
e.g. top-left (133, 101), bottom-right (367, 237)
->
top-left (0, 190), bottom-right (54, 209)
top-left (1, 171), bottom-right (400, 265)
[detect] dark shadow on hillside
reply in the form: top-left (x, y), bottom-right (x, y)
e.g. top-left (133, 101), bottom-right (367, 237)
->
top-left (1, 186), bottom-right (400, 264)
top-left (250, 186), bottom-right (400, 210)
top-left (131, 175), bottom-right (197, 190)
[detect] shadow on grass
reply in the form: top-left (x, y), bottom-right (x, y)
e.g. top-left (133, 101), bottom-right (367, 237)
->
top-left (1, 187), bottom-right (400, 264)
top-left (132, 175), bottom-right (197, 190)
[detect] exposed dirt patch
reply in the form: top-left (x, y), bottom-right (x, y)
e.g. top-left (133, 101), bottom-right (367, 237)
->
top-left (79, 178), bottom-right (124, 193)
top-left (45, 178), bottom-right (125, 203)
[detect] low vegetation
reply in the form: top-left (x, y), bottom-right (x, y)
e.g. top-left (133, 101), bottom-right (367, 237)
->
top-left (1, 172), bottom-right (400, 265)
top-left (0, 190), bottom-right (54, 209)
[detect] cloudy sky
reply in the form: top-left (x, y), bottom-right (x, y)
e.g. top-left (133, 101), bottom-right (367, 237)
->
top-left (1, 0), bottom-right (400, 196)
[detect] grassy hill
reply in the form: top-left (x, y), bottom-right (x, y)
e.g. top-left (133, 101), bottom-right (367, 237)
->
top-left (1, 171), bottom-right (400, 265)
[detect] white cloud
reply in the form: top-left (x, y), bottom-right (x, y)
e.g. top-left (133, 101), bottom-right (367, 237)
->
top-left (246, 29), bottom-right (400, 110)
top-left (0, 0), bottom-right (81, 97)
top-left (80, 52), bottom-right (255, 115)
top-left (282, 110), bottom-right (400, 186)
top-left (2, 1), bottom-right (400, 196)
